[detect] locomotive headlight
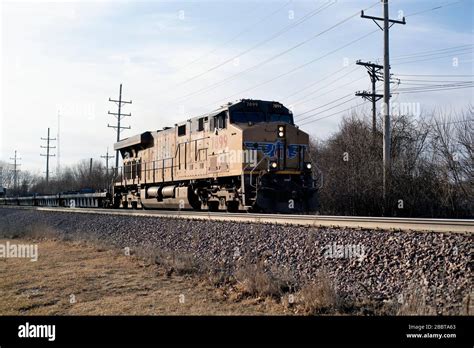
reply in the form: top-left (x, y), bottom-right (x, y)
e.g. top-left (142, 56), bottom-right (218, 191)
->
top-left (269, 161), bottom-right (278, 170)
top-left (277, 125), bottom-right (285, 138)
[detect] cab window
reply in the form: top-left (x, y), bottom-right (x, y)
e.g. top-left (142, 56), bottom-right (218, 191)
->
top-left (212, 112), bottom-right (226, 130)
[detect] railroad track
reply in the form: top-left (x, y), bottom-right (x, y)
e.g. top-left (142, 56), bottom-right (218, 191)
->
top-left (1, 205), bottom-right (472, 233)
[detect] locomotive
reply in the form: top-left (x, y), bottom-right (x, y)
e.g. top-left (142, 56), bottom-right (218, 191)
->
top-left (113, 99), bottom-right (317, 213)
top-left (0, 99), bottom-right (317, 213)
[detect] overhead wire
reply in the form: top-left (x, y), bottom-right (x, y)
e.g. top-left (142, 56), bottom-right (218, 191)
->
top-left (206, 29), bottom-right (379, 106)
top-left (174, 1), bottom-right (380, 103)
top-left (177, 0), bottom-right (293, 71)
top-left (172, 0), bottom-right (336, 89)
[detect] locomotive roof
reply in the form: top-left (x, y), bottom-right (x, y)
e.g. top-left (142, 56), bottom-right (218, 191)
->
top-left (194, 99), bottom-right (289, 119)
top-left (114, 99), bottom-right (289, 151)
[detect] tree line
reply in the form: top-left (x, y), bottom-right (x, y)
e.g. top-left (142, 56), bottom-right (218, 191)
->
top-left (0, 159), bottom-right (114, 196)
top-left (309, 106), bottom-right (472, 218)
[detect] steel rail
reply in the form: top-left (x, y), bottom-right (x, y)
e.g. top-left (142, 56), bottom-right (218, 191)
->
top-left (1, 206), bottom-right (472, 233)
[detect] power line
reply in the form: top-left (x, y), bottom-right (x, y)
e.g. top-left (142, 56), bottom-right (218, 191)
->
top-left (282, 64), bottom-right (352, 100)
top-left (405, 0), bottom-right (464, 17)
top-left (392, 50), bottom-right (472, 66)
top-left (392, 48), bottom-right (473, 62)
top-left (176, 1), bottom-right (380, 103)
top-left (289, 73), bottom-right (364, 107)
top-left (208, 29), bottom-right (379, 107)
top-left (177, 0), bottom-right (293, 71)
top-left (392, 84), bottom-right (474, 94)
top-left (390, 44), bottom-right (473, 60)
top-left (297, 95), bottom-right (361, 123)
top-left (299, 100), bottom-right (370, 126)
top-left (396, 81), bottom-right (472, 86)
top-left (394, 78), bottom-right (473, 83)
top-left (393, 82), bottom-right (473, 90)
top-left (368, 44), bottom-right (473, 67)
top-left (295, 92), bottom-right (355, 118)
top-left (289, 67), bottom-right (361, 106)
top-left (172, 1), bottom-right (336, 90)
top-left (291, 74), bottom-right (367, 108)
top-left (393, 74), bottom-right (474, 77)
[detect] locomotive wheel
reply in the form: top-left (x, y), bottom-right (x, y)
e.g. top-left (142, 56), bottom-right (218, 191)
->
top-left (226, 201), bottom-right (239, 212)
top-left (208, 201), bottom-right (219, 212)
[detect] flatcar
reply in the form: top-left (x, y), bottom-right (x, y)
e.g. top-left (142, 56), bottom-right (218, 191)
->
top-left (0, 192), bottom-right (110, 208)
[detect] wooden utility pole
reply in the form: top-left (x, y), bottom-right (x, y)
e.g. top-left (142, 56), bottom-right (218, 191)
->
top-left (361, 0), bottom-right (406, 205)
top-left (108, 84), bottom-right (132, 169)
top-left (40, 127), bottom-right (56, 184)
top-left (101, 147), bottom-right (114, 174)
top-left (9, 150), bottom-right (21, 192)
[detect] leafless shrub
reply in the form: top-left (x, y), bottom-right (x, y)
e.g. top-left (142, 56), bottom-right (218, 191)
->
top-left (0, 221), bottom-right (59, 240)
top-left (461, 292), bottom-right (472, 315)
top-left (151, 250), bottom-right (206, 276)
top-left (397, 284), bottom-right (437, 315)
top-left (297, 272), bottom-right (338, 314)
top-left (235, 260), bottom-right (293, 298)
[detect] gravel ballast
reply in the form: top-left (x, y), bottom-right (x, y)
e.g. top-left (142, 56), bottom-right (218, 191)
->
top-left (0, 208), bottom-right (471, 314)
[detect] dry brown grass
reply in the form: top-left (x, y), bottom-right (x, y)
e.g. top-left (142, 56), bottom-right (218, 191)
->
top-left (0, 221), bottom-right (59, 240)
top-left (397, 283), bottom-right (437, 315)
top-left (2, 225), bottom-right (462, 316)
top-left (295, 272), bottom-right (339, 314)
top-left (0, 238), bottom-right (289, 315)
top-left (235, 260), bottom-right (294, 298)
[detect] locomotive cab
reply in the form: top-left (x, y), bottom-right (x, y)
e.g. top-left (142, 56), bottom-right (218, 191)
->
top-left (229, 100), bottom-right (317, 213)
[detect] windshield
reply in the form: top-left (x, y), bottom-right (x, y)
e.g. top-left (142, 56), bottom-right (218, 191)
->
top-left (231, 111), bottom-right (293, 124)
top-left (231, 111), bottom-right (266, 123)
top-left (268, 113), bottom-right (293, 123)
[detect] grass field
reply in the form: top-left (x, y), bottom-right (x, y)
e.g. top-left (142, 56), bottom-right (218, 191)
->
top-left (0, 237), bottom-right (293, 315)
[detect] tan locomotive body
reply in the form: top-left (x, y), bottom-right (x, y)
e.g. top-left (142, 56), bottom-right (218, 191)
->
top-left (113, 99), bottom-right (317, 213)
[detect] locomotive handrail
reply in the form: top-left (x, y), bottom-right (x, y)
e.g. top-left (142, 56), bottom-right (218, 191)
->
top-left (249, 155), bottom-right (270, 190)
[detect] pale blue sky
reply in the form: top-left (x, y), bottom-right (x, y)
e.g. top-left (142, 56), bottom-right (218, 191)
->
top-left (1, 0), bottom-right (473, 173)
